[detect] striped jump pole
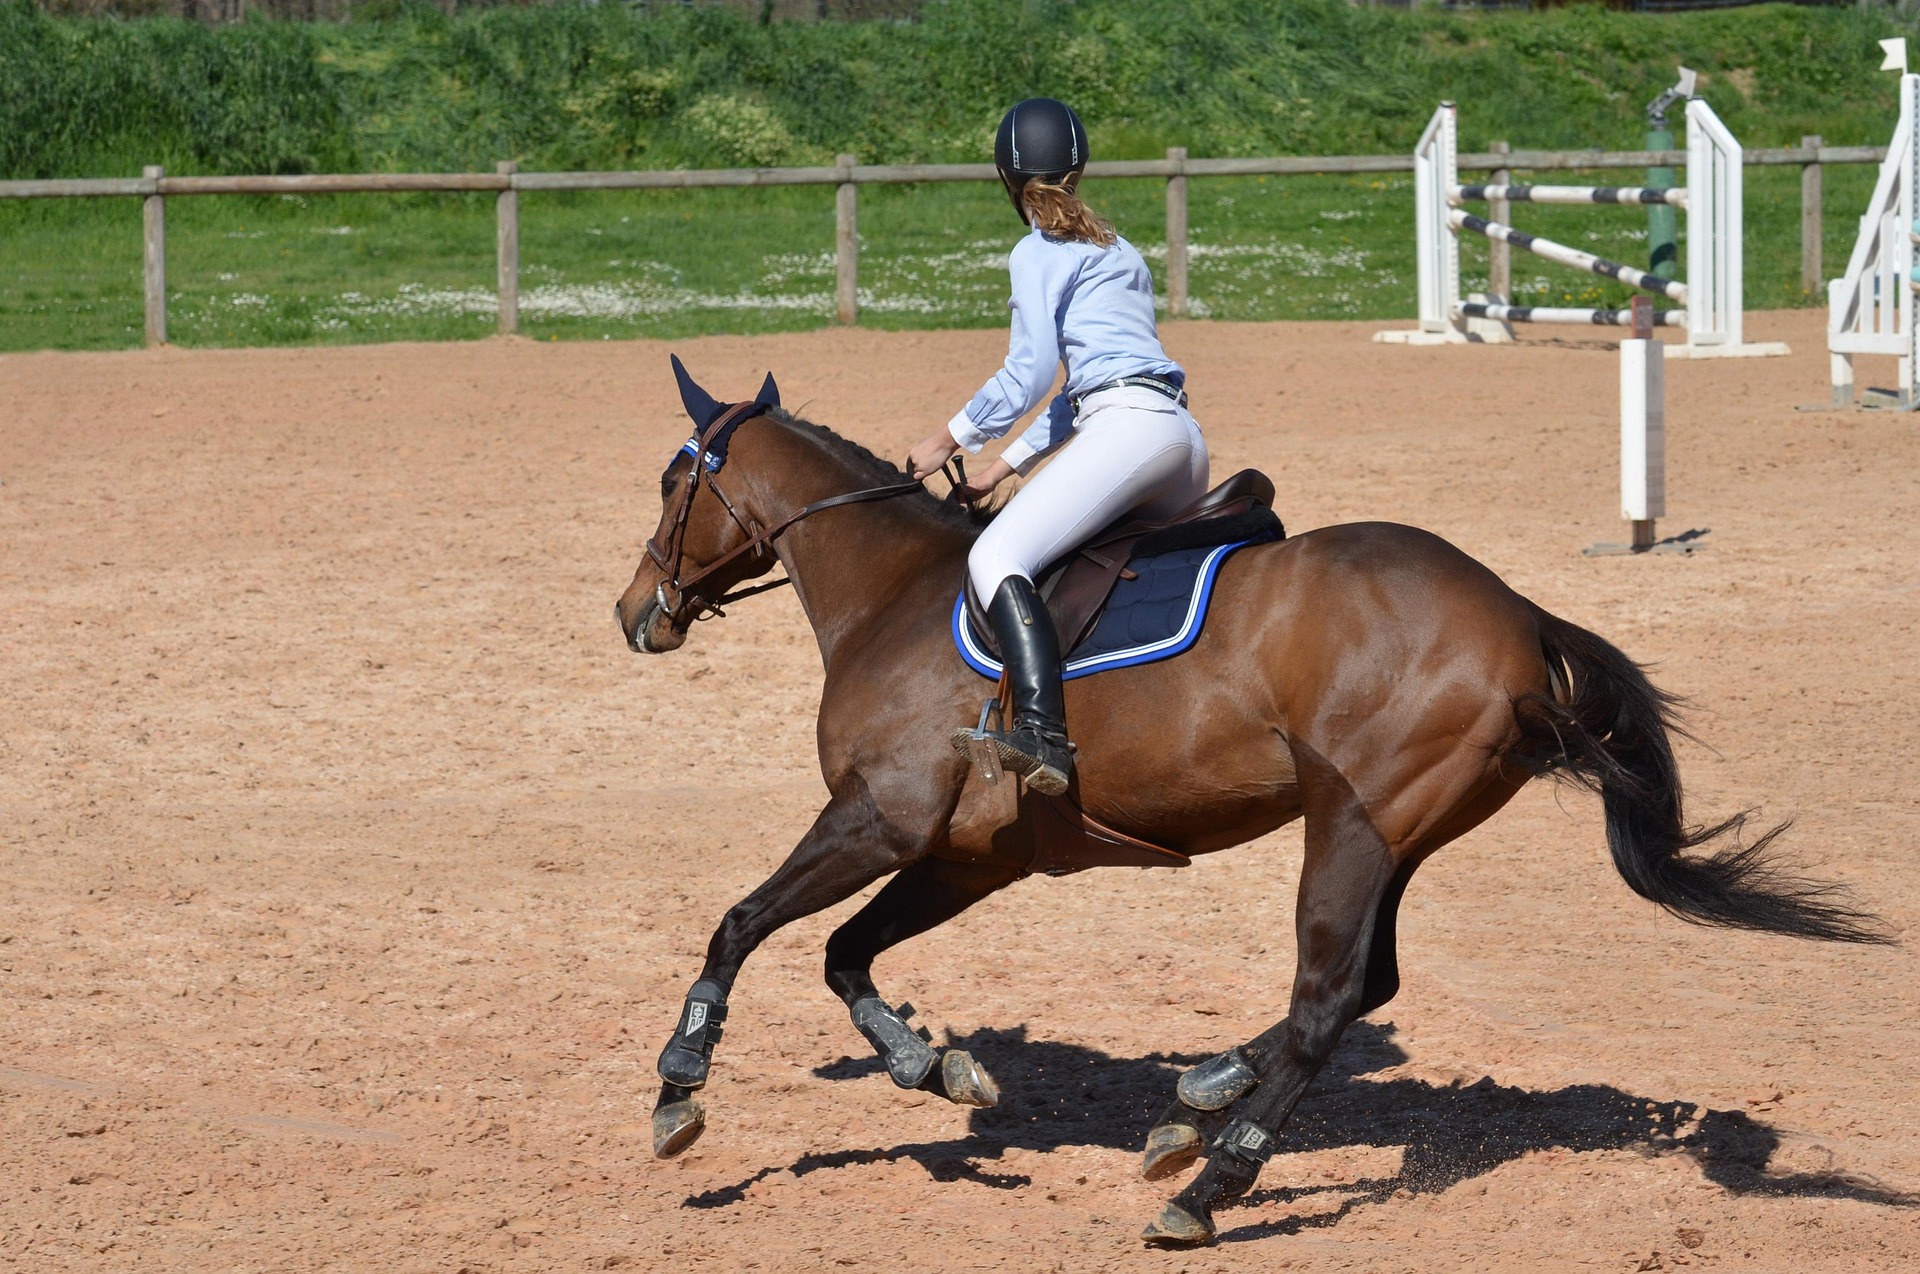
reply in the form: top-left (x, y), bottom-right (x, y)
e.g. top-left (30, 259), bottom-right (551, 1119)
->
top-left (1452, 183), bottom-right (1688, 207)
top-left (1455, 301), bottom-right (1687, 327)
top-left (1448, 210), bottom-right (1689, 302)
top-left (1384, 88), bottom-right (1787, 356)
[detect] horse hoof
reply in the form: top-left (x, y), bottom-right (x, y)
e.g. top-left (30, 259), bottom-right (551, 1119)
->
top-left (652, 1099), bottom-right (706, 1159)
top-left (1140, 1123), bottom-right (1204, 1181)
top-left (940, 1049), bottom-right (1000, 1108)
top-left (1140, 1201), bottom-right (1215, 1246)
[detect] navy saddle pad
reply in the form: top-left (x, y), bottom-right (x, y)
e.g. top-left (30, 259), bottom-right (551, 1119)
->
top-left (953, 528), bottom-right (1279, 682)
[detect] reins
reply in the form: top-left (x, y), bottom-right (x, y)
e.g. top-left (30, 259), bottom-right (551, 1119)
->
top-left (645, 401), bottom-right (933, 624)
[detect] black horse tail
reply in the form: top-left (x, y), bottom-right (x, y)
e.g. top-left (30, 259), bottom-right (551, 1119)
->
top-left (1512, 606), bottom-right (1890, 945)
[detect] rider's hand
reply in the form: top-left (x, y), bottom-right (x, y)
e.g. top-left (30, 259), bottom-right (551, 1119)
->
top-left (952, 458), bottom-right (1015, 502)
top-left (906, 430), bottom-right (961, 481)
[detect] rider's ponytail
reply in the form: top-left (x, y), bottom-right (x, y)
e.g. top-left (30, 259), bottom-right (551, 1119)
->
top-left (1022, 179), bottom-right (1117, 247)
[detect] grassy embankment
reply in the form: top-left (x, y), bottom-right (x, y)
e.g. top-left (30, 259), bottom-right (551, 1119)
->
top-left (0, 0), bottom-right (1907, 351)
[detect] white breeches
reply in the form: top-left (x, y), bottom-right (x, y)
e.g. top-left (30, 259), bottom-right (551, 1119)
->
top-left (967, 385), bottom-right (1210, 600)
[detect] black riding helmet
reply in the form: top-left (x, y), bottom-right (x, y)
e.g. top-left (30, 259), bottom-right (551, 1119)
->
top-left (995, 98), bottom-right (1089, 224)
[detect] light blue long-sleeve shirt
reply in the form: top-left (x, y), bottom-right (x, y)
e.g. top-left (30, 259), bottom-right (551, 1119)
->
top-left (946, 226), bottom-right (1184, 475)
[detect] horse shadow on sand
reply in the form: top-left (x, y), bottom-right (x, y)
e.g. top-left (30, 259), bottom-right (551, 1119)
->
top-left (683, 1022), bottom-right (1915, 1239)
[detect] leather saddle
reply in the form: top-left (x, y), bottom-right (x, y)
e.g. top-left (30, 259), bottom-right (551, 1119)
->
top-left (963, 468), bottom-right (1283, 659)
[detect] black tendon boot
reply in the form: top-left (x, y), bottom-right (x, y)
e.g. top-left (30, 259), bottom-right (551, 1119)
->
top-left (951, 576), bottom-right (1074, 795)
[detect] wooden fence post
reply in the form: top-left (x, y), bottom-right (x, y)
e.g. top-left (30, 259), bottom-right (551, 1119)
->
top-left (142, 165), bottom-right (166, 347)
top-left (496, 161), bottom-right (519, 335)
top-left (1801, 135), bottom-right (1822, 294)
top-left (1165, 147), bottom-right (1189, 318)
top-left (835, 154), bottom-right (858, 325)
top-left (1488, 140), bottom-right (1511, 302)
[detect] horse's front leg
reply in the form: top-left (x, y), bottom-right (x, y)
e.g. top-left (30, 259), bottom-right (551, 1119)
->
top-left (823, 854), bottom-right (1023, 1109)
top-left (650, 782), bottom-right (937, 1159)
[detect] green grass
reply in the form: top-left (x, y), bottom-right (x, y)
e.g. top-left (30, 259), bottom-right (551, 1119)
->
top-left (2, 0), bottom-right (1906, 350)
top-left (0, 159), bottom-right (1884, 351)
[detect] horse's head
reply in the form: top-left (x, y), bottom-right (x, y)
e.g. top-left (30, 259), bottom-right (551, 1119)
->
top-left (616, 356), bottom-right (784, 654)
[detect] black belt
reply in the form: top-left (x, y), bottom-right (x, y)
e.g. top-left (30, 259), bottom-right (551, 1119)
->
top-left (1070, 375), bottom-right (1188, 414)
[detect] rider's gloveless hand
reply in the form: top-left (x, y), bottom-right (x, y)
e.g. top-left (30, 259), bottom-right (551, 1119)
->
top-left (906, 431), bottom-right (960, 480)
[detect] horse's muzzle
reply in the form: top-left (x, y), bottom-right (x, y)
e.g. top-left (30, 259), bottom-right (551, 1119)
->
top-left (617, 588), bottom-right (687, 654)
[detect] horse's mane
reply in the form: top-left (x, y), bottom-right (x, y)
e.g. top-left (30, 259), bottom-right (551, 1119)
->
top-left (769, 407), bottom-right (998, 533)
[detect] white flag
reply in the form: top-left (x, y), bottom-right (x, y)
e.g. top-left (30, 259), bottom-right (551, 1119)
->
top-left (1880, 37), bottom-right (1907, 73)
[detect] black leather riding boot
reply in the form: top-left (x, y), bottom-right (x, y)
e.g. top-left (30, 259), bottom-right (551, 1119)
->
top-left (951, 576), bottom-right (1074, 795)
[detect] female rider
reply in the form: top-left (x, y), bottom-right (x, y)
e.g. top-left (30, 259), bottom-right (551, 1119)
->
top-left (906, 97), bottom-right (1210, 797)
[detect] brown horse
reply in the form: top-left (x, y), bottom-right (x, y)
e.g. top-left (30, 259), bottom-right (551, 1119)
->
top-left (613, 368), bottom-right (1884, 1246)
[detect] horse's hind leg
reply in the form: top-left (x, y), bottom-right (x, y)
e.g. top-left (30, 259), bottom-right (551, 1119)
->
top-left (1141, 742), bottom-right (1529, 1245)
top-left (1140, 852), bottom-right (1423, 1182)
top-left (824, 855), bottom-right (1023, 1108)
top-left (1133, 755), bottom-right (1395, 1246)
top-left (651, 786), bottom-right (933, 1159)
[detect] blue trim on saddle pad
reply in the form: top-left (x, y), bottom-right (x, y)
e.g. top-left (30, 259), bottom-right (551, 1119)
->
top-left (953, 536), bottom-right (1268, 682)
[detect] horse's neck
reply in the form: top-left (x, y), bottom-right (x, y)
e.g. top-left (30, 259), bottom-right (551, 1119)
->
top-left (746, 425), bottom-right (967, 669)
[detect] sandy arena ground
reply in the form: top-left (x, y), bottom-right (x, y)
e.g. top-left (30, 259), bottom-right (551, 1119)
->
top-left (2, 311), bottom-right (1917, 1272)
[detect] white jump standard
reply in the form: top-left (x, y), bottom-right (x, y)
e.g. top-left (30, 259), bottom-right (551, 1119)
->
top-left (1825, 41), bottom-right (1920, 408)
top-left (1379, 77), bottom-right (1788, 358)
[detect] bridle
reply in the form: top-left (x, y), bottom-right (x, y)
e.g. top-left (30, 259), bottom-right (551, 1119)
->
top-left (643, 399), bottom-right (949, 628)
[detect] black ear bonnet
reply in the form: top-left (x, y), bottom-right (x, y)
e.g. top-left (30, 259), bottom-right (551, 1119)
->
top-left (670, 353), bottom-right (780, 473)
top-left (994, 98), bottom-right (1089, 224)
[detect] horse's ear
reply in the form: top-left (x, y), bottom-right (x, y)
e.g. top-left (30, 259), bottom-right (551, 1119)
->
top-left (670, 354), bottom-right (726, 431)
top-left (755, 371), bottom-right (780, 410)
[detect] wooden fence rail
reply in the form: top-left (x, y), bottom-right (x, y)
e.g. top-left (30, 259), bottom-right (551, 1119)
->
top-left (0, 142), bottom-right (1885, 347)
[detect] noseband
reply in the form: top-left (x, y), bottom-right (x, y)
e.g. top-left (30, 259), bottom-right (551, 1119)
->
top-left (643, 400), bottom-right (927, 627)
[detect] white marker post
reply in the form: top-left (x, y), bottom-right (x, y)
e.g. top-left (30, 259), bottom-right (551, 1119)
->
top-left (1587, 298), bottom-right (1700, 555)
top-left (1619, 306), bottom-right (1666, 550)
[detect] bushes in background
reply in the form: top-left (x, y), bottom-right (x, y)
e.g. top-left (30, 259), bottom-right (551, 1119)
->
top-left (0, 0), bottom-right (1910, 180)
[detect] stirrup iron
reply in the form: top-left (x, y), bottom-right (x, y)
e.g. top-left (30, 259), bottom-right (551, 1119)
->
top-left (956, 697), bottom-right (1005, 785)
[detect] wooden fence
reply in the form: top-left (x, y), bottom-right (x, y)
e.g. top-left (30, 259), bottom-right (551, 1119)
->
top-left (0, 141), bottom-right (1886, 347)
